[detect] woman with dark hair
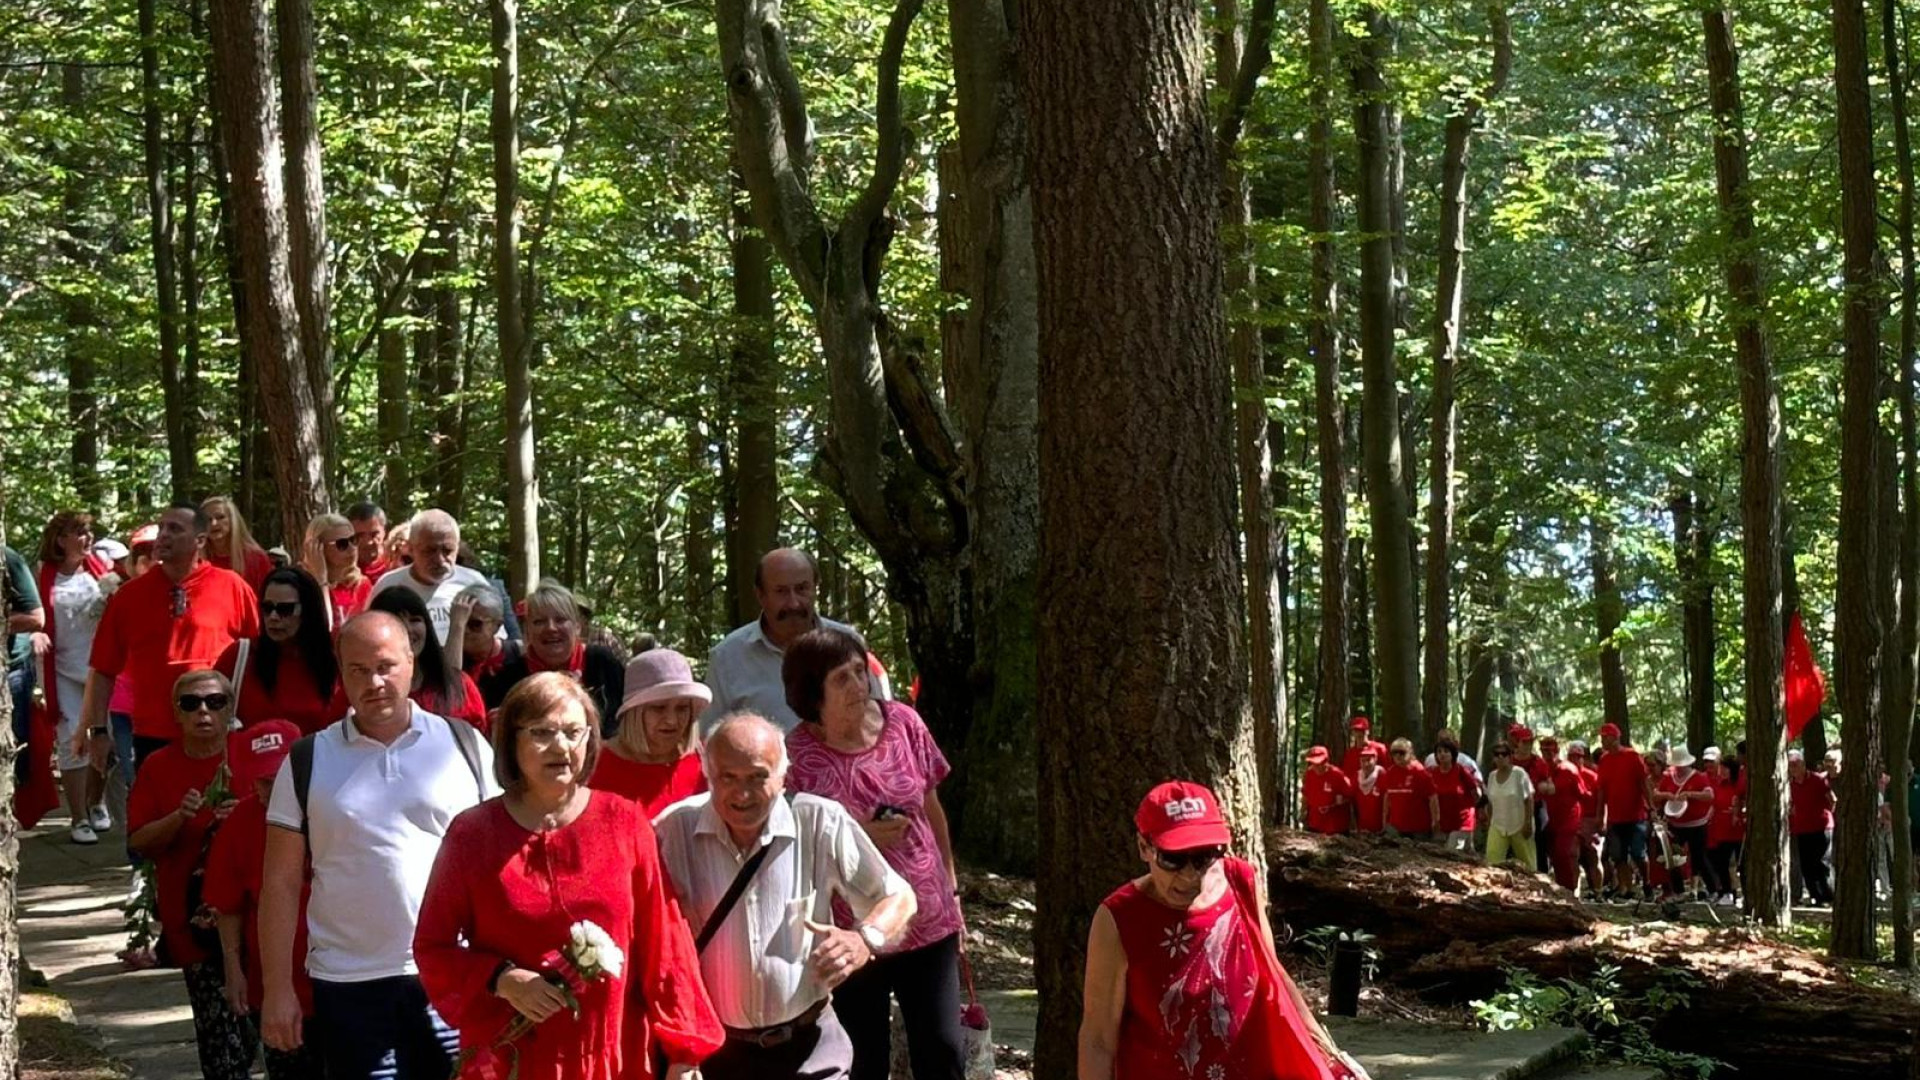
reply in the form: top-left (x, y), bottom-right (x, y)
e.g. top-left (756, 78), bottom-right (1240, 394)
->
top-left (368, 586), bottom-right (488, 732)
top-left (35, 509), bottom-right (114, 843)
top-left (216, 568), bottom-right (347, 736)
top-left (1430, 738), bottom-right (1479, 853)
top-left (781, 627), bottom-right (966, 1080)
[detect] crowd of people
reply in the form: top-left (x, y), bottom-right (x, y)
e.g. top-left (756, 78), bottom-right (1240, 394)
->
top-left (2, 502), bottom-right (981, 1080)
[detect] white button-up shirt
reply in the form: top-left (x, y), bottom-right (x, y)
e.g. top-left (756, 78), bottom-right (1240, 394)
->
top-left (653, 792), bottom-right (910, 1029)
top-left (701, 616), bottom-right (860, 732)
top-left (265, 705), bottom-right (499, 982)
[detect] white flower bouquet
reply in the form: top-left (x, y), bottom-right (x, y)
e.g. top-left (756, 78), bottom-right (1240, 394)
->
top-left (457, 920), bottom-right (626, 1080)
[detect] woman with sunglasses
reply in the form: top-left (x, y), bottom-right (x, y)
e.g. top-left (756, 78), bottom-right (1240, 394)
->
top-left (215, 568), bottom-right (347, 736)
top-left (1080, 781), bottom-right (1360, 1080)
top-left (301, 513), bottom-right (372, 631)
top-left (1483, 743), bottom-right (1538, 871)
top-left (128, 669), bottom-right (255, 1079)
top-left (368, 586), bottom-right (489, 732)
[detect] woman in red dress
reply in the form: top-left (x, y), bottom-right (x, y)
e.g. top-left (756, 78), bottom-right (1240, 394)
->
top-left (1079, 781), bottom-right (1361, 1080)
top-left (301, 513), bottom-right (372, 631)
top-left (414, 673), bottom-right (723, 1080)
top-left (587, 649), bottom-right (708, 817)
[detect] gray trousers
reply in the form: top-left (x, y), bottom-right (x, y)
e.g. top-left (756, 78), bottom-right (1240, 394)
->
top-left (702, 1005), bottom-right (853, 1080)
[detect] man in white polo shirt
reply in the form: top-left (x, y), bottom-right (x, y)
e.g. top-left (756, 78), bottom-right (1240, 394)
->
top-left (654, 712), bottom-right (916, 1079)
top-left (257, 612), bottom-right (498, 1079)
top-left (370, 509), bottom-right (491, 645)
top-left (702, 549), bottom-right (864, 733)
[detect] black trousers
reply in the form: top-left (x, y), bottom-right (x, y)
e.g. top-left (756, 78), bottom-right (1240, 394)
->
top-left (1708, 841), bottom-right (1742, 897)
top-left (1667, 824), bottom-right (1713, 895)
top-left (310, 975), bottom-right (457, 1080)
top-left (833, 932), bottom-right (967, 1080)
top-left (1794, 831), bottom-right (1834, 904)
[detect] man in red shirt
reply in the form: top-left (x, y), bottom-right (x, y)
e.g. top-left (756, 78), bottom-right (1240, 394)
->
top-left (1341, 716), bottom-right (1389, 778)
top-left (1382, 738), bottom-right (1439, 839)
top-left (346, 502), bottom-right (392, 579)
top-left (1538, 737), bottom-right (1586, 892)
top-left (78, 503), bottom-right (259, 772)
top-left (1788, 749), bottom-right (1836, 906)
top-left (1300, 746), bottom-right (1354, 835)
top-left (1594, 722), bottom-right (1656, 900)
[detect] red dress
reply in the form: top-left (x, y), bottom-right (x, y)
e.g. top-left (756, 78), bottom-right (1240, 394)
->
top-left (414, 792), bottom-right (723, 1080)
top-left (587, 751), bottom-right (706, 819)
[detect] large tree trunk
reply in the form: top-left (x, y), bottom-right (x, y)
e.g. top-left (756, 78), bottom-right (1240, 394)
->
top-left (207, 0), bottom-right (331, 542)
top-left (1351, 7), bottom-right (1420, 743)
top-left (141, 1), bottom-right (195, 499)
top-left (376, 250), bottom-right (411, 512)
top-left (1831, 0), bottom-right (1886, 961)
top-left (1022, 0), bottom-right (1265, 1071)
top-left (1309, 0), bottom-right (1349, 754)
top-left (724, 179), bottom-right (779, 630)
top-left (1457, 499), bottom-right (1504, 761)
top-left (1590, 514), bottom-right (1632, 739)
top-left (1884, 0), bottom-right (1919, 971)
top-left (61, 62), bottom-right (101, 506)
top-left (180, 54), bottom-right (205, 503)
top-left (276, 0), bottom-right (333, 481)
top-left (493, 0), bottom-right (539, 597)
top-left (1672, 485), bottom-right (1718, 755)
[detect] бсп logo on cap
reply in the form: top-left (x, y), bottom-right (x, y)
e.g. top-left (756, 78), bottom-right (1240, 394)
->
top-left (1163, 797), bottom-right (1208, 821)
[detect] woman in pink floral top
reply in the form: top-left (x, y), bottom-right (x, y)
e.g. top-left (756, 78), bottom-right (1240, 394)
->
top-left (782, 627), bottom-right (965, 1080)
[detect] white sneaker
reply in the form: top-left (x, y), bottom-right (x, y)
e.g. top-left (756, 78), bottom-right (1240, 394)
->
top-left (88, 805), bottom-right (111, 831)
top-left (69, 824), bottom-right (98, 846)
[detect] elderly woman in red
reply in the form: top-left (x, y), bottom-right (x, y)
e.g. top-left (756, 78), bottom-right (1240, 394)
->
top-left (413, 673), bottom-right (722, 1080)
top-left (1301, 747), bottom-right (1354, 835)
top-left (1080, 781), bottom-right (1363, 1080)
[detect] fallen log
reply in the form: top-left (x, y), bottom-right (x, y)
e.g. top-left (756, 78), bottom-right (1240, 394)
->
top-left (1266, 830), bottom-right (1920, 1080)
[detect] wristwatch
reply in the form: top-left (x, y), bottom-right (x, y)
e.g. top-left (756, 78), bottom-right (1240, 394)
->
top-left (857, 924), bottom-right (887, 953)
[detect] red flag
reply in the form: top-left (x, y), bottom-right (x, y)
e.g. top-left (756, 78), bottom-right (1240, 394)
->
top-left (1784, 612), bottom-right (1828, 742)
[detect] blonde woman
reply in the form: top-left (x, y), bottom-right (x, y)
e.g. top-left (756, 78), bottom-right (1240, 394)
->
top-left (202, 496), bottom-right (273, 595)
top-left (589, 649), bottom-right (710, 817)
top-left (301, 514), bottom-right (371, 631)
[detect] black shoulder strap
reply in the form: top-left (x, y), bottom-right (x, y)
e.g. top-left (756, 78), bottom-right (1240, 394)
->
top-left (442, 714), bottom-right (486, 798)
top-left (291, 734), bottom-right (317, 837)
top-left (695, 843), bottom-right (774, 955)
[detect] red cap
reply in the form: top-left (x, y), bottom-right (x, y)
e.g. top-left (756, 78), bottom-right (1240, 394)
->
top-left (1349, 716), bottom-right (1372, 732)
top-left (1598, 722), bottom-right (1622, 738)
top-left (1135, 781), bottom-right (1232, 851)
top-left (1508, 724), bottom-right (1534, 742)
top-left (228, 720), bottom-right (300, 787)
top-left (128, 523), bottom-right (159, 550)
top-left (1305, 746), bottom-right (1330, 764)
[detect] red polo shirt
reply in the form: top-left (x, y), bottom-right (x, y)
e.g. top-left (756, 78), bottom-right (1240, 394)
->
top-left (1595, 746), bottom-right (1651, 826)
top-left (1576, 764), bottom-right (1601, 820)
top-left (1708, 773), bottom-right (1748, 846)
top-left (1430, 765), bottom-right (1478, 832)
top-left (1656, 768), bottom-right (1714, 829)
top-left (1382, 762), bottom-right (1436, 834)
top-left (1302, 766), bottom-right (1355, 834)
top-left (1790, 771), bottom-right (1834, 835)
top-left (90, 563), bottom-right (260, 740)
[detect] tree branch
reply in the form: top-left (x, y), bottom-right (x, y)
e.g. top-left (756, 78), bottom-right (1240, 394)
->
top-left (877, 313), bottom-right (965, 503)
top-left (841, 0), bottom-right (925, 244)
top-left (719, 0), bottom-right (828, 304)
top-left (760, 16), bottom-right (815, 174)
top-left (1215, 0), bottom-right (1279, 154)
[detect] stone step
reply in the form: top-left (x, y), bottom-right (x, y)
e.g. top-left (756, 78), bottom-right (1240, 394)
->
top-left (1321, 1017), bottom-right (1588, 1080)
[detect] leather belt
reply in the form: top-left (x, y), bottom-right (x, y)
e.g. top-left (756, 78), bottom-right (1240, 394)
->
top-left (723, 998), bottom-right (829, 1049)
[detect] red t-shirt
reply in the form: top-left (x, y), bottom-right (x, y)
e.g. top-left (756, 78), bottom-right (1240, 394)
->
top-left (1576, 765), bottom-right (1601, 819)
top-left (1595, 747), bottom-right (1651, 825)
top-left (1429, 765), bottom-right (1478, 832)
top-left (1541, 759), bottom-right (1586, 831)
top-left (1790, 771), bottom-right (1834, 835)
top-left (202, 796), bottom-right (314, 1014)
top-left (216, 640), bottom-right (349, 736)
top-left (588, 750), bottom-right (708, 819)
top-left (1655, 768), bottom-right (1715, 829)
top-left (208, 548), bottom-right (274, 597)
top-left (416, 674), bottom-right (490, 735)
top-left (1341, 740), bottom-right (1389, 779)
top-left (128, 744), bottom-right (229, 968)
top-left (1708, 773), bottom-right (1748, 846)
top-left (91, 563), bottom-right (261, 740)
top-left (1353, 770), bottom-right (1385, 832)
top-left (326, 578), bottom-right (374, 631)
top-left (1382, 762), bottom-right (1435, 834)
top-left (1513, 752), bottom-right (1552, 791)
top-left (1301, 766), bottom-right (1355, 834)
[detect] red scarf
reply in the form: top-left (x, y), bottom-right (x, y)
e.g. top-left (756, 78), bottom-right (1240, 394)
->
top-left (526, 641), bottom-right (585, 677)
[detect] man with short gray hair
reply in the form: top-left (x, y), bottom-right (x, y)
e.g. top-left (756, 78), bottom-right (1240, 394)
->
top-left (370, 510), bottom-right (489, 645)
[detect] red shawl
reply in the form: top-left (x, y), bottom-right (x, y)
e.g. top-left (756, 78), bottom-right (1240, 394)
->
top-left (526, 641), bottom-right (585, 677)
top-left (22, 555), bottom-right (110, 827)
top-left (1226, 858), bottom-right (1352, 1080)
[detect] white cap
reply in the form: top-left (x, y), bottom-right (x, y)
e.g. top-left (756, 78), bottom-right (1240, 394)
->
top-left (1701, 746), bottom-right (1721, 762)
top-left (1787, 749), bottom-right (1805, 763)
top-left (91, 539), bottom-right (129, 562)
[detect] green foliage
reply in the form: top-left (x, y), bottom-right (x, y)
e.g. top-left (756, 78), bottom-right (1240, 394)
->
top-left (1472, 965), bottom-right (1721, 1079)
top-left (1297, 925), bottom-right (1381, 982)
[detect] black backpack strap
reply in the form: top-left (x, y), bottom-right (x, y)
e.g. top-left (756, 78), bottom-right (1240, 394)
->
top-left (695, 842), bottom-right (774, 955)
top-left (443, 714), bottom-right (486, 799)
top-left (290, 734), bottom-right (317, 838)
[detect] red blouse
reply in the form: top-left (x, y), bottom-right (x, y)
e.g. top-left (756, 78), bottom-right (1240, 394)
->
top-left (326, 578), bottom-right (375, 630)
top-left (216, 640), bottom-right (348, 736)
top-left (587, 751), bottom-right (706, 820)
top-left (209, 548), bottom-right (274, 597)
top-left (128, 745), bottom-right (228, 968)
top-left (416, 673), bottom-right (490, 735)
top-left (1430, 764), bottom-right (1478, 833)
top-left (414, 793), bottom-right (723, 1080)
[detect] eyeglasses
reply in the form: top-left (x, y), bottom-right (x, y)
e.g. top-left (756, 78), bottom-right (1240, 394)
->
top-left (262, 601), bottom-right (301, 618)
top-left (177, 693), bottom-right (231, 713)
top-left (325, 537), bottom-right (355, 551)
top-left (170, 585), bottom-right (190, 619)
top-left (520, 725), bottom-right (591, 747)
top-left (1153, 846), bottom-right (1226, 874)
top-left (1391, 750), bottom-right (1410, 757)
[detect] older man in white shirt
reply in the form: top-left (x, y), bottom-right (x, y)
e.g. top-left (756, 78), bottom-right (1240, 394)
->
top-left (654, 712), bottom-right (916, 1080)
top-left (370, 509), bottom-right (491, 645)
top-left (702, 549), bottom-right (867, 733)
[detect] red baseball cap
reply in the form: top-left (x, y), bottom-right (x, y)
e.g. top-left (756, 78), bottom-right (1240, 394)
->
top-left (128, 523), bottom-right (159, 551)
top-left (228, 720), bottom-right (300, 787)
top-left (1349, 716), bottom-right (1372, 732)
top-left (1305, 746), bottom-right (1330, 764)
top-left (1598, 722), bottom-right (1622, 738)
top-left (1135, 781), bottom-right (1231, 851)
top-left (1509, 724), bottom-right (1534, 742)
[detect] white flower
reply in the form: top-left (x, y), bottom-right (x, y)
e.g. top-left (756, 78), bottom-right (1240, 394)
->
top-left (567, 920), bottom-right (624, 980)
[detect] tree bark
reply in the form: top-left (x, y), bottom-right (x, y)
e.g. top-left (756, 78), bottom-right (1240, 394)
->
top-left (493, 0), bottom-right (539, 598)
top-left (1830, 0), bottom-right (1885, 961)
top-left (725, 178), bottom-right (779, 630)
top-left (1589, 514), bottom-right (1632, 739)
top-left (376, 250), bottom-right (410, 512)
top-left (207, 0), bottom-right (331, 543)
top-left (1309, 0), bottom-right (1349, 754)
top-left (1672, 485), bottom-right (1718, 755)
top-left (1423, 2), bottom-right (1511, 748)
top-left (141, 1), bottom-right (195, 500)
top-left (1351, 7), bottom-right (1420, 743)
top-left (1022, 0), bottom-right (1265, 1071)
top-left (276, 0), bottom-right (334, 480)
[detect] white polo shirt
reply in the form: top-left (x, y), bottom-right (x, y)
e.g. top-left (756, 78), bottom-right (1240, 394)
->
top-left (652, 792), bottom-right (911, 1029)
top-left (701, 616), bottom-right (860, 733)
top-left (369, 564), bottom-right (491, 645)
top-left (266, 705), bottom-right (499, 982)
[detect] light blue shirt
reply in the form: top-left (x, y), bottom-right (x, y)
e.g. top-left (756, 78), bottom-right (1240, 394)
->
top-left (702, 615), bottom-right (859, 733)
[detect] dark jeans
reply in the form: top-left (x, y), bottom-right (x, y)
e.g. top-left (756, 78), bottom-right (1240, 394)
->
top-left (310, 975), bottom-right (458, 1080)
top-left (1534, 803), bottom-right (1550, 872)
top-left (1795, 831), bottom-right (1834, 904)
top-left (1667, 824), bottom-right (1713, 895)
top-left (1709, 841), bottom-right (1742, 897)
top-left (9, 666), bottom-right (33, 786)
top-left (704, 1005), bottom-right (853, 1080)
top-left (834, 933), bottom-right (966, 1080)
top-left (264, 1018), bottom-right (326, 1080)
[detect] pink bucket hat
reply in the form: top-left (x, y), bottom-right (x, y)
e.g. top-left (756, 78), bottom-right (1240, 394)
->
top-left (619, 649), bottom-right (712, 716)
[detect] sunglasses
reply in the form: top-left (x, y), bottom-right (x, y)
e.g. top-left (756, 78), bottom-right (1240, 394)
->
top-left (467, 618), bottom-right (494, 632)
top-left (262, 601), bottom-right (301, 618)
top-left (325, 537), bottom-right (355, 551)
top-left (1153, 845), bottom-right (1226, 873)
top-left (1493, 749), bottom-right (1512, 757)
top-left (177, 693), bottom-right (231, 713)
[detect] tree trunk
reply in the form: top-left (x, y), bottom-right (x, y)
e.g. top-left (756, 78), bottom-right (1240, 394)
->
top-left (685, 414), bottom-right (716, 646)
top-left (180, 11), bottom-right (205, 500)
top-left (1458, 500), bottom-right (1504, 761)
top-left (276, 0), bottom-right (333, 481)
top-left (0, 502), bottom-right (17, 1075)
top-left (429, 217), bottom-right (465, 516)
top-left (1830, 0), bottom-right (1885, 961)
top-left (493, 0), bottom-right (538, 598)
top-left (207, 0), bottom-right (331, 542)
top-left (141, 0), bottom-right (195, 500)
top-left (1423, 3), bottom-right (1511, 748)
top-left (1883, 0), bottom-right (1919, 970)
top-left (725, 178), bottom-right (779, 630)
top-left (1022, 0), bottom-right (1265, 1070)
top-left (376, 250), bottom-right (410, 512)
top-left (1351, 6), bottom-right (1420, 743)
top-left (61, 63), bottom-right (101, 507)
top-left (1309, 0), bottom-right (1349, 755)
top-left (1590, 515), bottom-right (1632, 739)
top-left (1672, 486), bottom-right (1718, 755)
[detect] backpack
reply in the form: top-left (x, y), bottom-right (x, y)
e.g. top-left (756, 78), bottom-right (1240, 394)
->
top-left (287, 713), bottom-right (486, 835)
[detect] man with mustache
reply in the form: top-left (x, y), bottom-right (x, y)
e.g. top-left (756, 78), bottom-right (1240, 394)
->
top-left (703, 549), bottom-right (865, 733)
